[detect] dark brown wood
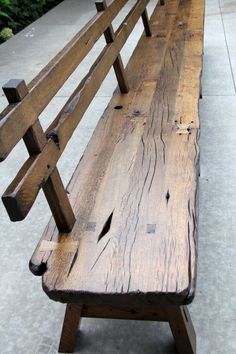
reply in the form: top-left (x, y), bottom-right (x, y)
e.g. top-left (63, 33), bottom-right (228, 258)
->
top-left (168, 306), bottom-right (196, 354)
top-left (2, 79), bottom-right (28, 103)
top-left (23, 120), bottom-right (47, 154)
top-left (0, 0), bottom-right (130, 161)
top-left (2, 79), bottom-right (75, 232)
top-left (2, 0), bottom-right (150, 217)
top-left (58, 304), bottom-right (82, 353)
top-left (141, 9), bottom-right (152, 37)
top-left (81, 304), bottom-right (167, 321)
top-left (160, 0), bottom-right (165, 6)
top-left (95, 0), bottom-right (129, 93)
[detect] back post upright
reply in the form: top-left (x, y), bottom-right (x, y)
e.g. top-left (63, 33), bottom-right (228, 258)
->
top-left (2, 79), bottom-right (76, 233)
top-left (95, 0), bottom-right (129, 93)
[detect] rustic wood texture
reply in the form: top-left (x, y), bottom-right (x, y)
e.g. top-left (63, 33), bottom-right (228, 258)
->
top-left (0, 0), bottom-right (129, 161)
top-left (2, 80), bottom-right (75, 231)
top-left (2, 0), bottom-right (150, 221)
top-left (29, 0), bottom-right (204, 308)
top-left (58, 304), bottom-right (82, 353)
top-left (168, 306), bottom-right (196, 354)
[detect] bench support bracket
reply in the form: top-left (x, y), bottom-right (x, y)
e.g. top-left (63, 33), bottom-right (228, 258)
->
top-left (58, 303), bottom-right (196, 354)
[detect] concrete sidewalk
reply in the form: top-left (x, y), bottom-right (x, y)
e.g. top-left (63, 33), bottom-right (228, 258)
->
top-left (0, 0), bottom-right (236, 353)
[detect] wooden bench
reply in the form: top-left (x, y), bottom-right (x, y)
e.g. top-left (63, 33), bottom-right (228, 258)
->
top-left (0, 0), bottom-right (204, 352)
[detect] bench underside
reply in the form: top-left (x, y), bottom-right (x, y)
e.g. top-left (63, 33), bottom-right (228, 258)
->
top-left (30, 0), bottom-right (204, 307)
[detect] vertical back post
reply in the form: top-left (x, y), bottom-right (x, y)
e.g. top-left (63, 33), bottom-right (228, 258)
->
top-left (141, 8), bottom-right (152, 37)
top-left (95, 0), bottom-right (129, 94)
top-left (2, 79), bottom-right (76, 232)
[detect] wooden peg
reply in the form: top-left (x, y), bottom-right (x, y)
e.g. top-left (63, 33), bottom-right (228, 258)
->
top-left (95, 0), bottom-right (129, 94)
top-left (2, 79), bottom-right (76, 232)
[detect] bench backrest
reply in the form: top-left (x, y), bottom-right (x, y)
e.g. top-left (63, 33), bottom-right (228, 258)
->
top-left (0, 0), bottom-right (153, 232)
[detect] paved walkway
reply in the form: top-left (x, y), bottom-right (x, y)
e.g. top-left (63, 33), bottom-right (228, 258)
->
top-left (0, 0), bottom-right (236, 353)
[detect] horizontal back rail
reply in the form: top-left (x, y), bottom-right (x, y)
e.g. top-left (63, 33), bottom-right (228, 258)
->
top-left (0, 0), bottom-right (129, 161)
top-left (1, 0), bottom-right (152, 224)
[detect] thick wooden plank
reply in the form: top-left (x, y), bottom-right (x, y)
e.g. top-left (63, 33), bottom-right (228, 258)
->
top-left (0, 0), bottom-right (129, 161)
top-left (2, 0), bottom-right (150, 218)
top-left (30, 0), bottom-right (204, 307)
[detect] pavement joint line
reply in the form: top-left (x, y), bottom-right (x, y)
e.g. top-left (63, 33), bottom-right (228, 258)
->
top-left (218, 0), bottom-right (236, 94)
top-left (202, 94), bottom-right (236, 97)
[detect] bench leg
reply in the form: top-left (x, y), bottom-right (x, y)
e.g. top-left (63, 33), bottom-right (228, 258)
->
top-left (58, 304), bottom-right (82, 353)
top-left (167, 306), bottom-right (196, 354)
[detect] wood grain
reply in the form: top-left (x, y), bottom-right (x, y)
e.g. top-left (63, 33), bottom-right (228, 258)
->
top-left (29, 0), bottom-right (204, 308)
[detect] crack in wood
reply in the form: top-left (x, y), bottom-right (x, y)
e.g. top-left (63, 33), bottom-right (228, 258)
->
top-left (67, 249), bottom-right (78, 277)
top-left (166, 190), bottom-right (170, 204)
top-left (98, 211), bottom-right (113, 242)
top-left (91, 238), bottom-right (111, 271)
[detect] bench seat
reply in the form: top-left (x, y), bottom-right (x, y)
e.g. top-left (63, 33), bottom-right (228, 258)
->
top-left (30, 0), bottom-right (204, 307)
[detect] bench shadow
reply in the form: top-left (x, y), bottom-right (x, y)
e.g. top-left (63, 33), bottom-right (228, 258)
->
top-left (74, 318), bottom-right (177, 354)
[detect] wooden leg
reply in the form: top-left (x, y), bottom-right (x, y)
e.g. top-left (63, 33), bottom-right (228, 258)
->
top-left (58, 304), bottom-right (82, 353)
top-left (167, 306), bottom-right (196, 354)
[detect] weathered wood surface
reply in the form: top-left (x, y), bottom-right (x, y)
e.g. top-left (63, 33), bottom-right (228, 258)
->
top-left (2, 0), bottom-right (149, 222)
top-left (30, 0), bottom-right (204, 307)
